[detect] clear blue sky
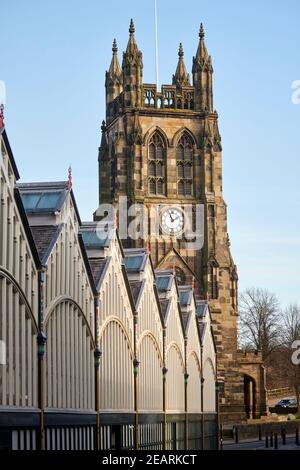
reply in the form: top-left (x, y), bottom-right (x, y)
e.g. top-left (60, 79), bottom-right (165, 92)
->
top-left (1, 0), bottom-right (299, 308)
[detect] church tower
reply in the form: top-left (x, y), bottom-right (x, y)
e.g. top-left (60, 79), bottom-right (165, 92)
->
top-left (96, 20), bottom-right (266, 422)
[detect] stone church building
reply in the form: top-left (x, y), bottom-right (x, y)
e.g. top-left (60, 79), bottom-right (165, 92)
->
top-left (96, 20), bottom-right (267, 422)
top-left (0, 19), bottom-right (267, 452)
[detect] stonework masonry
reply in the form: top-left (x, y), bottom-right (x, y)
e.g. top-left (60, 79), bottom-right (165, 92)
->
top-left (96, 20), bottom-right (267, 423)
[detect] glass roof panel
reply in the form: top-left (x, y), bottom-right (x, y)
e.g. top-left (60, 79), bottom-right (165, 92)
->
top-left (124, 255), bottom-right (144, 271)
top-left (196, 304), bottom-right (206, 317)
top-left (36, 192), bottom-right (62, 209)
top-left (156, 276), bottom-right (171, 291)
top-left (21, 191), bottom-right (63, 211)
top-left (21, 193), bottom-right (41, 209)
top-left (179, 290), bottom-right (190, 305)
top-left (81, 230), bottom-right (108, 247)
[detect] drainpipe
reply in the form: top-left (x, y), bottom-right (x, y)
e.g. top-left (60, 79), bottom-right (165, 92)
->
top-left (184, 337), bottom-right (188, 449)
top-left (162, 328), bottom-right (167, 449)
top-left (37, 266), bottom-right (47, 450)
top-left (200, 342), bottom-right (205, 450)
top-left (133, 312), bottom-right (139, 450)
top-left (94, 295), bottom-right (101, 450)
top-left (216, 378), bottom-right (223, 450)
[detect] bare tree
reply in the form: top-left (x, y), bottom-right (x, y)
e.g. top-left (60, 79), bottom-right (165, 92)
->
top-left (281, 303), bottom-right (300, 346)
top-left (281, 303), bottom-right (300, 413)
top-left (239, 288), bottom-right (281, 362)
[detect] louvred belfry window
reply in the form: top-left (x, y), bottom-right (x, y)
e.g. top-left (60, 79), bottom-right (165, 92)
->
top-left (148, 133), bottom-right (166, 195)
top-left (176, 133), bottom-right (193, 196)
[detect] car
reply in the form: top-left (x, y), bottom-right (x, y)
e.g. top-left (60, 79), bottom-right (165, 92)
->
top-left (287, 399), bottom-right (298, 408)
top-left (276, 398), bottom-right (296, 408)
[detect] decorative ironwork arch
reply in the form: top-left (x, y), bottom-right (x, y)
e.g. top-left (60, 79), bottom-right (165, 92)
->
top-left (0, 268), bottom-right (38, 332)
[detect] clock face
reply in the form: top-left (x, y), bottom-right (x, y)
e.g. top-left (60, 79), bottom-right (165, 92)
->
top-left (161, 207), bottom-right (184, 235)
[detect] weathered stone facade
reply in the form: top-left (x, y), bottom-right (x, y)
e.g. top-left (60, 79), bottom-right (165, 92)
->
top-left (96, 20), bottom-right (267, 423)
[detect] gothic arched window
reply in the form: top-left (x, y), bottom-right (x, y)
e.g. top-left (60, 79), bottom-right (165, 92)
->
top-left (148, 132), bottom-right (166, 195)
top-left (176, 133), bottom-right (193, 196)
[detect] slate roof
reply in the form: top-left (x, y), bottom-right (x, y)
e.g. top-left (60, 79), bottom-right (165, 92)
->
top-left (30, 225), bottom-right (62, 264)
top-left (1, 129), bottom-right (20, 180)
top-left (198, 321), bottom-right (206, 341)
top-left (181, 311), bottom-right (191, 332)
top-left (89, 258), bottom-right (109, 289)
top-left (160, 298), bottom-right (170, 321)
top-left (129, 281), bottom-right (143, 305)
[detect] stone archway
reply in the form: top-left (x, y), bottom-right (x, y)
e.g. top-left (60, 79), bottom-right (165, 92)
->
top-left (237, 351), bottom-right (268, 420)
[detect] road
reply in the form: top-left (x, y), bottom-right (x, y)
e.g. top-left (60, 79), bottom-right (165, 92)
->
top-left (223, 436), bottom-right (300, 451)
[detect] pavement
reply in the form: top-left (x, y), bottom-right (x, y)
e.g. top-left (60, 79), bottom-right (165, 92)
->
top-left (223, 436), bottom-right (300, 451)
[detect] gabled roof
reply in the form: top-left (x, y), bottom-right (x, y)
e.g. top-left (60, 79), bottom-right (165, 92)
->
top-left (89, 258), bottom-right (110, 290)
top-left (181, 311), bottom-right (192, 333)
top-left (160, 298), bottom-right (171, 321)
top-left (121, 263), bottom-right (138, 314)
top-left (77, 233), bottom-right (97, 295)
top-left (198, 322), bottom-right (206, 341)
top-left (156, 247), bottom-right (205, 292)
top-left (196, 300), bottom-right (217, 354)
top-left (155, 269), bottom-right (187, 336)
top-left (82, 223), bottom-right (135, 309)
top-left (16, 181), bottom-right (95, 293)
top-left (177, 285), bottom-right (198, 336)
top-left (30, 224), bottom-right (63, 265)
top-left (129, 280), bottom-right (144, 307)
top-left (17, 181), bottom-right (82, 225)
top-left (14, 188), bottom-right (41, 268)
top-left (124, 249), bottom-right (164, 327)
top-left (1, 129), bottom-right (20, 180)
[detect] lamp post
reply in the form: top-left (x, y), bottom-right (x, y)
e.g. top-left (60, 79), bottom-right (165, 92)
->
top-left (162, 366), bottom-right (168, 449)
top-left (37, 266), bottom-right (47, 450)
top-left (216, 380), bottom-right (224, 450)
top-left (94, 346), bottom-right (102, 450)
top-left (133, 357), bottom-right (140, 450)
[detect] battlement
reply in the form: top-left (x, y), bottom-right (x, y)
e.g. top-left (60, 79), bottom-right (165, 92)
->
top-left (107, 83), bottom-right (196, 122)
top-left (105, 20), bottom-right (213, 123)
top-left (143, 84), bottom-right (195, 111)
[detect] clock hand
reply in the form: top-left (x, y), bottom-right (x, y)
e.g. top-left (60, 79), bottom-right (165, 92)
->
top-left (173, 216), bottom-right (180, 223)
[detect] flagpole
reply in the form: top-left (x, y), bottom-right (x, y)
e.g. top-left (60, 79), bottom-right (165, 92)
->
top-left (154, 0), bottom-right (159, 91)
